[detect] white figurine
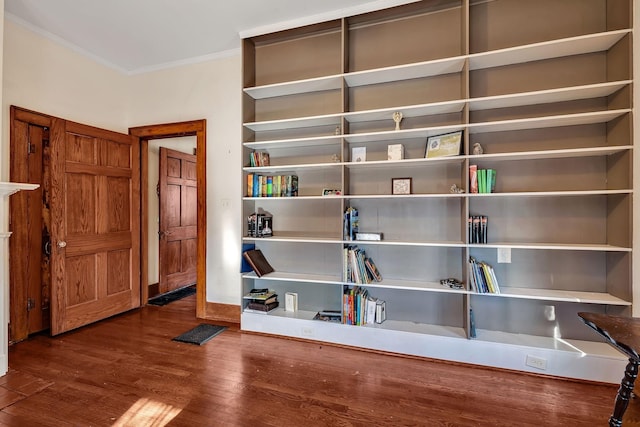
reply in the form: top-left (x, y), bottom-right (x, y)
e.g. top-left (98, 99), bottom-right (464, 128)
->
top-left (450, 184), bottom-right (464, 194)
top-left (472, 143), bottom-right (484, 155)
top-left (392, 111), bottom-right (403, 131)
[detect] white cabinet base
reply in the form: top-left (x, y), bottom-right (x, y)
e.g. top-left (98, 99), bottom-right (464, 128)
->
top-left (242, 311), bottom-right (625, 384)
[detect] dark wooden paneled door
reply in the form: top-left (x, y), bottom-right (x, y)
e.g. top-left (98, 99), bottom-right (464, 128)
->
top-left (158, 147), bottom-right (197, 294)
top-left (49, 118), bottom-right (140, 335)
top-left (9, 119), bottom-right (50, 341)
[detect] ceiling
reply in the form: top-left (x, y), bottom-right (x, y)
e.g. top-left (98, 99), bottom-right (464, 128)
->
top-left (4, 0), bottom-right (417, 74)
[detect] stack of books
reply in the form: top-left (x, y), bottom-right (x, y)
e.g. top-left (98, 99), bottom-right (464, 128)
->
top-left (243, 288), bottom-right (279, 313)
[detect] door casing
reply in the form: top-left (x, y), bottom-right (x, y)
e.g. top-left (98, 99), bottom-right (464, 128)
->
top-left (129, 120), bottom-right (207, 318)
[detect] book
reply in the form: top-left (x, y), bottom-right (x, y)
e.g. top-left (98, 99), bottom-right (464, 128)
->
top-left (240, 243), bottom-right (256, 273)
top-left (480, 215), bottom-right (488, 244)
top-left (243, 290), bottom-right (276, 300)
top-left (375, 300), bottom-right (386, 324)
top-left (352, 146), bottom-right (366, 162)
top-left (246, 301), bottom-right (279, 313)
top-left (313, 311), bottom-right (341, 322)
top-left (285, 292), bottom-right (298, 312)
top-left (469, 165), bottom-right (478, 193)
top-left (478, 169), bottom-right (486, 193)
top-left (387, 144), bottom-right (404, 160)
top-left (247, 173), bottom-right (254, 197)
top-left (364, 257), bottom-right (382, 282)
top-left (251, 295), bottom-right (278, 305)
top-left (242, 249), bottom-right (274, 277)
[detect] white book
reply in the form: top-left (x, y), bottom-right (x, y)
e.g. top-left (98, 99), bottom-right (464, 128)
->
top-left (285, 292), bottom-right (298, 312)
top-left (366, 298), bottom-right (377, 324)
top-left (387, 144), bottom-right (404, 160)
top-left (351, 147), bottom-right (366, 162)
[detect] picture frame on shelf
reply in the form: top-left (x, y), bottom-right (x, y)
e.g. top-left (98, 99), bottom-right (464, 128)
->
top-left (391, 177), bottom-right (412, 195)
top-left (425, 131), bottom-right (462, 158)
top-left (352, 146), bottom-right (366, 162)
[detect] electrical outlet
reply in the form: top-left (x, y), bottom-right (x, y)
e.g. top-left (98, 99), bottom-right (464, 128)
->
top-left (497, 247), bottom-right (511, 263)
top-left (301, 327), bottom-right (314, 337)
top-left (526, 355), bottom-right (547, 370)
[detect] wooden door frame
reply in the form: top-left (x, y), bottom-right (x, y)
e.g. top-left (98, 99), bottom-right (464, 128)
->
top-left (128, 120), bottom-right (207, 318)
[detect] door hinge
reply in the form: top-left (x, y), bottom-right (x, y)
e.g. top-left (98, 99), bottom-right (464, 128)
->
top-left (27, 298), bottom-right (36, 311)
top-left (27, 142), bottom-right (36, 154)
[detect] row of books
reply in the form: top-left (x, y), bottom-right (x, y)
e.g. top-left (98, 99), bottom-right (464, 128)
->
top-left (469, 165), bottom-right (496, 193)
top-left (243, 288), bottom-right (279, 313)
top-left (249, 151), bottom-right (270, 167)
top-left (247, 173), bottom-right (298, 197)
top-left (343, 206), bottom-right (359, 241)
top-left (343, 286), bottom-right (386, 325)
top-left (469, 215), bottom-right (488, 244)
top-left (343, 245), bottom-right (382, 284)
top-left (468, 256), bottom-right (501, 294)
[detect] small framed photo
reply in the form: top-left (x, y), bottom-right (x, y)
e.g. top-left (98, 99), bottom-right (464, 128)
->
top-left (392, 177), bottom-right (412, 195)
top-left (425, 131), bottom-right (463, 158)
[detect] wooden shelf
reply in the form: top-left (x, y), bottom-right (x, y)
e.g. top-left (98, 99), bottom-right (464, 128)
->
top-left (468, 81), bottom-right (631, 111)
top-left (244, 74), bottom-right (343, 99)
top-left (469, 242), bottom-right (631, 252)
top-left (468, 109), bottom-right (631, 134)
top-left (482, 287), bottom-right (631, 305)
top-left (468, 30), bottom-right (631, 70)
top-left (468, 146), bottom-right (633, 162)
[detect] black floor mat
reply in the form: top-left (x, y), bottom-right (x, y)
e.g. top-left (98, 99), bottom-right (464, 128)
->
top-left (148, 286), bottom-right (196, 306)
top-left (172, 324), bottom-right (227, 345)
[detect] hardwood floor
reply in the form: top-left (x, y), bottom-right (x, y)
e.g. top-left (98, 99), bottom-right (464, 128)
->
top-left (0, 295), bottom-right (624, 426)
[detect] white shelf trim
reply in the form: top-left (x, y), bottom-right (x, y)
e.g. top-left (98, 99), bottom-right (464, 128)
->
top-left (475, 287), bottom-right (631, 305)
top-left (0, 182), bottom-right (39, 198)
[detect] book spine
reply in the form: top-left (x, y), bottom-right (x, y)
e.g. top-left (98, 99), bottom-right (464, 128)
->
top-left (472, 216), bottom-right (480, 244)
top-left (253, 174), bottom-right (259, 197)
top-left (481, 215), bottom-right (488, 244)
top-left (469, 165), bottom-right (478, 193)
top-left (490, 169), bottom-right (496, 193)
top-left (247, 173), bottom-right (254, 197)
top-left (266, 176), bottom-right (273, 197)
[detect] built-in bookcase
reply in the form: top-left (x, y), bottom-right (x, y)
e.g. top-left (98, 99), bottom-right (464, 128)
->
top-left (240, 0), bottom-right (634, 382)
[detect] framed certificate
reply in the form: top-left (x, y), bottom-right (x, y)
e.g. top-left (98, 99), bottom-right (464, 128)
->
top-left (425, 131), bottom-right (462, 158)
top-left (392, 177), bottom-right (412, 195)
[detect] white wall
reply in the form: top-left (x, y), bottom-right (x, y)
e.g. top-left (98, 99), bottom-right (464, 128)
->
top-left (2, 19), bottom-right (243, 306)
top-left (126, 58), bottom-right (242, 304)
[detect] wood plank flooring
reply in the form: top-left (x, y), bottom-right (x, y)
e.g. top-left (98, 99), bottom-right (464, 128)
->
top-left (0, 295), bottom-right (626, 426)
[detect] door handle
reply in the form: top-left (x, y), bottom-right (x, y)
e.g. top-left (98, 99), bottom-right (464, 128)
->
top-left (57, 241), bottom-right (67, 248)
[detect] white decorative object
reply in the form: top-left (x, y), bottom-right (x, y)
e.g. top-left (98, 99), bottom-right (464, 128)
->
top-left (330, 153), bottom-right (340, 163)
top-left (387, 144), bottom-right (405, 161)
top-left (450, 184), bottom-right (464, 194)
top-left (351, 147), bottom-right (366, 162)
top-left (0, 182), bottom-right (39, 377)
top-left (335, 126), bottom-right (341, 135)
top-left (392, 111), bottom-right (403, 131)
top-left (473, 143), bottom-right (484, 155)
top-left (285, 292), bottom-right (298, 312)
